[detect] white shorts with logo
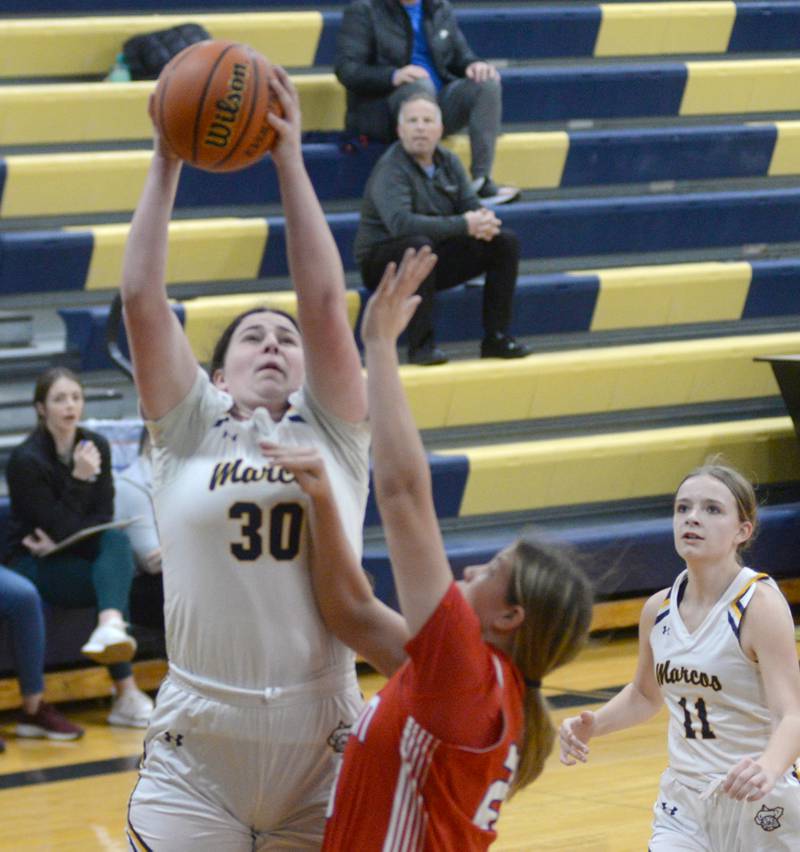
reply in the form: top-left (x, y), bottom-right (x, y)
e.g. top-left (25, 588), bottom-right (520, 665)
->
top-left (649, 767), bottom-right (800, 852)
top-left (127, 663), bottom-right (363, 851)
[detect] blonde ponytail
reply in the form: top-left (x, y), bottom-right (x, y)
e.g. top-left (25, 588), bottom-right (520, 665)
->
top-left (506, 538), bottom-right (593, 795)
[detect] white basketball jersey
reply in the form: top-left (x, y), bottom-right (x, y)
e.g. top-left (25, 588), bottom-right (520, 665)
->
top-left (649, 567), bottom-right (785, 790)
top-left (148, 367), bottom-right (370, 690)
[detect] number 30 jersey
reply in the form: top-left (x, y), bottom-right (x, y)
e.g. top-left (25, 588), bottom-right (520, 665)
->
top-left (148, 367), bottom-right (370, 690)
top-left (649, 567), bottom-right (782, 790)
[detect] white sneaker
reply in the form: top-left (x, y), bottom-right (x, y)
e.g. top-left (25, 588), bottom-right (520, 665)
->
top-left (108, 688), bottom-right (154, 728)
top-left (472, 176), bottom-right (521, 206)
top-left (81, 620), bottom-right (137, 665)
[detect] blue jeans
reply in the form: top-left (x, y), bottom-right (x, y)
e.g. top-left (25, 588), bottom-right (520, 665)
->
top-left (0, 564), bottom-right (46, 696)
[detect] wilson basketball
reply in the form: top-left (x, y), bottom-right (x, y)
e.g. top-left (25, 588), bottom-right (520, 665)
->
top-left (153, 40), bottom-right (283, 173)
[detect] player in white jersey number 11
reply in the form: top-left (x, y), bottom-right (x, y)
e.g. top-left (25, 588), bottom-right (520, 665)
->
top-left (559, 461), bottom-right (800, 852)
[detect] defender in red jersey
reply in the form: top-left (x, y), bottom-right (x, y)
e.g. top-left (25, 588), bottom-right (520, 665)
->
top-left (323, 580), bottom-right (524, 851)
top-left (268, 248), bottom-right (594, 850)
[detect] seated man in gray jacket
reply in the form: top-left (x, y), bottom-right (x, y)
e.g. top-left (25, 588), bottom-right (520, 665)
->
top-left (335, 0), bottom-right (519, 205)
top-left (355, 93), bottom-right (530, 365)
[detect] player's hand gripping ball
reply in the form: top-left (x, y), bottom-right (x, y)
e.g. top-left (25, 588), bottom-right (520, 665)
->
top-left (152, 40), bottom-right (284, 172)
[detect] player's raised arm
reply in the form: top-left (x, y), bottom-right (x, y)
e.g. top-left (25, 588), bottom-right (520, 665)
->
top-left (361, 247), bottom-right (454, 637)
top-left (120, 107), bottom-right (197, 421)
top-left (267, 67), bottom-right (366, 424)
top-left (262, 442), bottom-right (409, 676)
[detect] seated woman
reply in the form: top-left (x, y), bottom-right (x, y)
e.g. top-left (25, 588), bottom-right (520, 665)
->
top-left (0, 565), bottom-right (83, 748)
top-left (5, 367), bottom-right (153, 728)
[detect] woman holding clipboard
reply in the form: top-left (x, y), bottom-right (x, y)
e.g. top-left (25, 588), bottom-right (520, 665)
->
top-left (5, 366), bottom-right (153, 728)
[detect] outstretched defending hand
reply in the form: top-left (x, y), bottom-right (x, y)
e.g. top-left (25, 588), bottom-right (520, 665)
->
top-left (259, 442), bottom-right (332, 502)
top-left (266, 65), bottom-right (302, 168)
top-left (559, 711), bottom-right (596, 765)
top-left (361, 246), bottom-right (438, 346)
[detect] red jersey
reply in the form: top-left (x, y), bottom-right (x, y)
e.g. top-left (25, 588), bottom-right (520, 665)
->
top-left (322, 582), bottom-right (525, 851)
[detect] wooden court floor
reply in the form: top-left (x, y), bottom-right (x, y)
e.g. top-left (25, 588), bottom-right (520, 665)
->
top-left (0, 633), bottom-right (796, 851)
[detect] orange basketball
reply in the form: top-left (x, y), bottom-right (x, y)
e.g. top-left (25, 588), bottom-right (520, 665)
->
top-left (153, 40), bottom-right (283, 173)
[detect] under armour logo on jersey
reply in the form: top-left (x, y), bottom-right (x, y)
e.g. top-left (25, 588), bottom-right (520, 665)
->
top-left (660, 801), bottom-right (678, 817)
top-left (163, 731), bottom-right (184, 747)
top-left (754, 805), bottom-right (783, 832)
top-left (221, 430), bottom-right (238, 442)
top-left (662, 624), bottom-right (670, 635)
top-left (326, 720), bottom-right (352, 754)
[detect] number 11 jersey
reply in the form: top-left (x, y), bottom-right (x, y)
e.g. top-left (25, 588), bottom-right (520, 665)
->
top-left (649, 567), bottom-right (781, 790)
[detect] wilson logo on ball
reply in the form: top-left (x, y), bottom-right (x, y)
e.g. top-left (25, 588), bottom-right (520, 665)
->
top-left (154, 40), bottom-right (282, 173)
top-left (204, 63), bottom-right (249, 150)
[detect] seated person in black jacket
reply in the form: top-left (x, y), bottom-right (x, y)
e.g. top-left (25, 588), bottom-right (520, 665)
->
top-left (335, 0), bottom-right (519, 205)
top-left (5, 367), bottom-right (153, 728)
top-left (355, 93), bottom-right (530, 365)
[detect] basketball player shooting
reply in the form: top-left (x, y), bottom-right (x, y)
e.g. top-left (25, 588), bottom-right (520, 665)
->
top-left (121, 65), bottom-right (372, 850)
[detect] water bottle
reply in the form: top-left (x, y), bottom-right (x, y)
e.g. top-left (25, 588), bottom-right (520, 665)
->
top-left (106, 53), bottom-right (132, 83)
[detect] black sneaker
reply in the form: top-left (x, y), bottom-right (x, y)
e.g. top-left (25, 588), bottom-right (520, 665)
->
top-left (408, 344), bottom-right (449, 366)
top-left (473, 177), bottom-right (521, 206)
top-left (481, 333), bottom-right (530, 359)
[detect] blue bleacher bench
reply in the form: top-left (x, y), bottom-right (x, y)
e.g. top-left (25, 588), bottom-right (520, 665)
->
top-left (4, 60), bottom-right (800, 148)
top-left (8, 187), bottom-right (800, 295)
top-left (58, 258), bottom-right (800, 373)
top-left (8, 4), bottom-right (800, 64)
top-left (6, 121), bottom-right (800, 220)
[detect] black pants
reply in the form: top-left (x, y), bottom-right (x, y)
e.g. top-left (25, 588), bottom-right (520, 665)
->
top-left (360, 231), bottom-right (519, 354)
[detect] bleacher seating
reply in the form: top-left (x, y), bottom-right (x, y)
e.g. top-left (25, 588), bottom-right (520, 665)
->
top-left (5, 121), bottom-right (800, 219)
top-left (8, 189), bottom-right (800, 295)
top-left (7, 3), bottom-right (800, 71)
top-left (2, 0), bottom-right (800, 695)
top-left (6, 60), bottom-right (800, 148)
top-left (56, 260), bottom-right (800, 371)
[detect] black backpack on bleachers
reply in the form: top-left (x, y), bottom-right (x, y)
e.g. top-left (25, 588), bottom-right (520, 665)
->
top-left (123, 23), bottom-right (211, 81)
